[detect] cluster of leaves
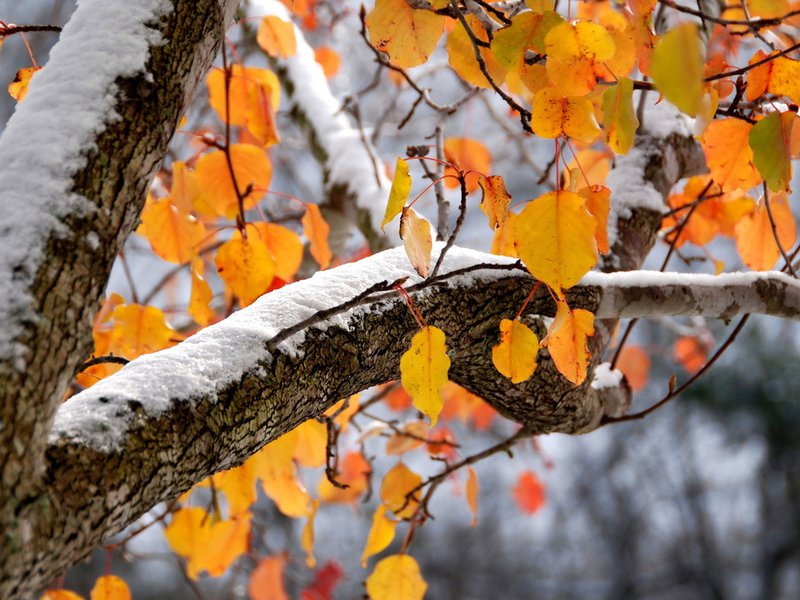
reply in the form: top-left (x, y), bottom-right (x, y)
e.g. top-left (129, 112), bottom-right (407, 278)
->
top-left (7, 0), bottom-right (800, 597)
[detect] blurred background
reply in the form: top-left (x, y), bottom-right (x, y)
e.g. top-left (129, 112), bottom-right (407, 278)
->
top-left (3, 0), bottom-right (800, 598)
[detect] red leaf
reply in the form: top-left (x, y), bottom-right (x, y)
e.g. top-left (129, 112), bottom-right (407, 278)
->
top-left (300, 561), bottom-right (344, 600)
top-left (513, 471), bottom-right (546, 514)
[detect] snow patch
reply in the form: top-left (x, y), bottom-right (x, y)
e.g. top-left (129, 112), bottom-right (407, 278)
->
top-left (591, 362), bottom-right (623, 390)
top-left (0, 0), bottom-right (171, 362)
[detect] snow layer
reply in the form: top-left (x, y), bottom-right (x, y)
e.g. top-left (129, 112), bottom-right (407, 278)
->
top-left (0, 0), bottom-right (171, 363)
top-left (591, 362), bottom-right (623, 390)
top-left (52, 244), bottom-right (513, 452)
top-left (248, 0), bottom-right (397, 241)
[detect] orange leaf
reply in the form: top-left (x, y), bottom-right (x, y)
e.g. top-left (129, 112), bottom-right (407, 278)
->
top-left (90, 576), bottom-right (131, 600)
top-left (362, 505), bottom-right (398, 567)
top-left (211, 457), bottom-right (259, 517)
top-left (444, 137), bottom-right (491, 194)
top-left (257, 16), bottom-right (297, 58)
top-left (249, 555), bottom-right (289, 600)
top-left (138, 196), bottom-right (206, 264)
top-left (385, 420), bottom-right (428, 455)
top-left (8, 66), bottom-right (40, 102)
top-left (735, 192), bottom-right (797, 270)
top-left (214, 224), bottom-right (276, 307)
top-left (294, 419), bottom-right (327, 468)
top-left (41, 591), bottom-right (85, 600)
top-left (478, 175), bottom-right (512, 229)
top-left (249, 222), bottom-right (303, 281)
top-left (366, 0), bottom-right (445, 68)
top-left (544, 20), bottom-right (615, 97)
top-left (302, 204), bottom-right (332, 269)
top-left (466, 467), bottom-right (479, 527)
top-left (701, 118), bottom-right (761, 192)
top-left (673, 336), bottom-right (707, 373)
top-left (543, 299), bottom-right (595, 385)
top-left (381, 462), bottom-right (422, 519)
top-left (400, 207), bottom-right (432, 277)
top-left (615, 345), bottom-right (650, 391)
top-left (189, 259), bottom-right (215, 326)
top-left (425, 426), bottom-right (456, 458)
top-left (317, 451), bottom-right (371, 503)
top-left (491, 211), bottom-right (518, 257)
top-left (109, 304), bottom-right (175, 359)
top-left (579, 185), bottom-right (611, 254)
top-left (192, 144), bottom-right (272, 218)
top-left (513, 471), bottom-right (546, 514)
top-left (768, 57), bottom-right (800, 105)
top-left (531, 87), bottom-right (601, 143)
top-left (207, 66), bottom-right (281, 131)
top-left (314, 46), bottom-right (341, 78)
top-left (446, 15), bottom-right (507, 89)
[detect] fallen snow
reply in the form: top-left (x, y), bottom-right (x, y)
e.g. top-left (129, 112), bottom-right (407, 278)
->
top-left (0, 0), bottom-right (170, 364)
top-left (247, 0), bottom-right (397, 242)
top-left (591, 362), bottom-right (623, 389)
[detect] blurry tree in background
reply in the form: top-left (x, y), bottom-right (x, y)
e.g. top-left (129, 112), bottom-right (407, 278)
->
top-left (3, 0), bottom-right (800, 598)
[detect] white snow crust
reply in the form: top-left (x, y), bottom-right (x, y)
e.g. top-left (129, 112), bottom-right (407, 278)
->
top-left (0, 0), bottom-right (170, 363)
top-left (591, 362), bottom-right (623, 390)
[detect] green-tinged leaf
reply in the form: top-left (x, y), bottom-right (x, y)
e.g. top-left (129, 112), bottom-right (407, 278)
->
top-left (749, 111), bottom-right (794, 192)
top-left (602, 77), bottom-right (638, 154)
top-left (650, 23), bottom-right (704, 116)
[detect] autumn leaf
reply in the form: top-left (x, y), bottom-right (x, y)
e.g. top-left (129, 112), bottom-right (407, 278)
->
top-left (317, 451), bottom-right (371, 503)
top-left (400, 207), bottom-right (432, 277)
top-left (513, 471), bottom-right (546, 514)
top-left (257, 16), bottom-right (297, 58)
top-left (262, 470), bottom-right (312, 518)
top-left (446, 14), bottom-right (508, 89)
top-left (366, 0), bottom-right (445, 68)
top-left (109, 304), bottom-right (175, 359)
top-left (491, 11), bottom-right (564, 73)
top-left (249, 555), bottom-right (289, 600)
top-left (491, 211), bottom-right (518, 257)
top-left (294, 419), bottom-right (327, 468)
top-left (302, 204), bottom-right (332, 269)
top-left (211, 457), bottom-right (259, 517)
top-left (381, 462), bottom-right (422, 519)
top-left (444, 137), bottom-right (492, 194)
top-left (366, 555), bottom-right (427, 600)
top-left (673, 336), bottom-right (707, 373)
top-left (514, 190), bottom-right (597, 292)
top-left (8, 66), bottom-right (40, 102)
top-left (544, 20), bottom-right (615, 97)
top-left (362, 505), bottom-right (398, 566)
top-left (543, 299), bottom-right (595, 385)
top-left (616, 345), bottom-right (650, 391)
top-left (768, 57), bottom-right (800, 105)
top-left (301, 501), bottom-right (319, 568)
top-left (138, 196), bottom-right (206, 264)
top-left (207, 66), bottom-right (281, 144)
top-left (579, 184), bottom-right (611, 254)
top-left (314, 46), bottom-right (341, 78)
top-left (90, 576), bottom-right (130, 600)
top-left (702, 118), bottom-right (762, 192)
top-left (300, 562), bottom-right (344, 600)
top-left (651, 23), bottom-right (704, 116)
top-left (749, 110), bottom-right (795, 192)
top-left (41, 591), bottom-right (85, 600)
top-left (382, 158), bottom-right (412, 229)
top-left (492, 318), bottom-right (539, 383)
top-left (400, 326), bottom-right (451, 425)
top-left (214, 224), bottom-right (276, 307)
top-left (252, 222), bottom-right (304, 281)
top-left (466, 467), bottom-right (479, 527)
top-left (192, 144), bottom-right (271, 219)
top-left (602, 77), bottom-right (638, 155)
top-left (531, 87), bottom-right (601, 143)
top-left (735, 192), bottom-right (797, 270)
top-left (385, 420), bottom-right (428, 455)
top-left (478, 175), bottom-right (512, 229)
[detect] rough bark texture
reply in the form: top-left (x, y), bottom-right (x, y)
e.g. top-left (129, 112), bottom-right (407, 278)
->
top-left (0, 0), bottom-right (239, 596)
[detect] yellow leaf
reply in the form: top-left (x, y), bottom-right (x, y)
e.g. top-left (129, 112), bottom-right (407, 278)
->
top-left (446, 15), bottom-right (507, 89)
top-left (302, 204), bottom-right (332, 269)
top-left (90, 576), bottom-right (131, 600)
top-left (466, 467), bottom-right (479, 527)
top-left (214, 224), bottom-right (276, 307)
top-left (362, 505), bottom-right (398, 567)
top-left (192, 144), bottom-right (272, 219)
top-left (249, 556), bottom-right (289, 600)
top-left (650, 23), bottom-right (704, 116)
top-left (478, 175), bottom-right (512, 229)
top-left (256, 428), bottom-right (299, 479)
top-left (189, 259), bottom-right (214, 326)
top-left (545, 20), bottom-right (615, 97)
top-left (601, 77), bottom-right (639, 155)
top-left (491, 318), bottom-right (539, 383)
top-left (165, 509), bottom-right (250, 578)
top-left (381, 462), bottom-right (422, 519)
top-left (513, 191), bottom-right (597, 292)
top-left (257, 16), bottom-right (297, 58)
top-left (383, 158), bottom-right (412, 230)
top-left (579, 185), bottom-right (611, 254)
top-left (8, 66), bottom-right (40, 102)
top-left (531, 87), bottom-right (600, 143)
top-left (301, 500), bottom-right (319, 568)
top-left (170, 161), bottom-right (199, 213)
top-left (211, 456), bottom-right (259, 517)
top-left (491, 11), bottom-right (564, 73)
top-left (735, 192), bottom-right (797, 270)
top-left (768, 57), bottom-right (800, 105)
top-left (325, 395), bottom-right (360, 431)
top-left (400, 326), bottom-right (450, 426)
top-left (109, 304), bottom-right (175, 359)
top-left (543, 299), bottom-right (595, 385)
top-left (261, 470), bottom-right (312, 518)
top-left (366, 555), bottom-right (427, 600)
top-left (400, 207), bottom-right (432, 277)
top-left (294, 419), bottom-right (327, 468)
top-left (251, 222), bottom-right (303, 281)
top-left (138, 196), bottom-right (206, 264)
top-left (491, 212), bottom-right (518, 257)
top-left (366, 0), bottom-right (445, 68)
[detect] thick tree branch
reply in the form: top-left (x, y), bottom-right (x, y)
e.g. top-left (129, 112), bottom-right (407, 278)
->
top-left (0, 0), bottom-right (239, 596)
